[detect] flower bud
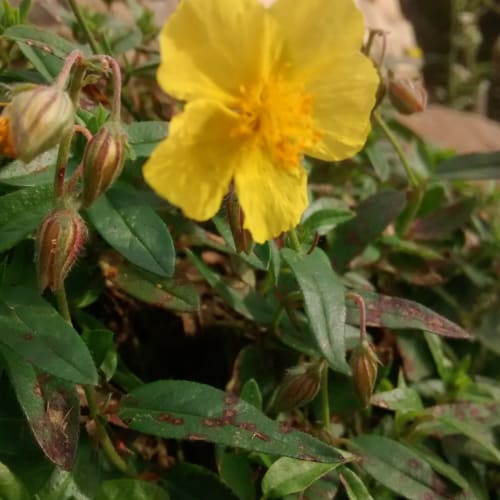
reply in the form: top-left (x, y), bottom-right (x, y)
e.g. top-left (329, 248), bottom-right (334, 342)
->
top-left (350, 340), bottom-right (380, 407)
top-left (36, 208), bottom-right (87, 292)
top-left (81, 121), bottom-right (127, 206)
top-left (387, 75), bottom-right (428, 115)
top-left (226, 189), bottom-right (253, 254)
top-left (269, 362), bottom-right (323, 413)
top-left (9, 85), bottom-right (75, 162)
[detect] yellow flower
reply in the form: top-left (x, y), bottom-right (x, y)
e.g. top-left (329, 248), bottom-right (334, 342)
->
top-left (143, 0), bottom-right (379, 243)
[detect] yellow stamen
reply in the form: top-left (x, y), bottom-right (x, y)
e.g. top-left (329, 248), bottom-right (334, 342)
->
top-left (231, 74), bottom-right (321, 168)
top-left (0, 115), bottom-right (16, 158)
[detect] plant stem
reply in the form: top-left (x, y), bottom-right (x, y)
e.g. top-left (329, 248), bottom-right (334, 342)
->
top-left (320, 362), bottom-right (330, 430)
top-left (346, 292), bottom-right (367, 341)
top-left (287, 228), bottom-right (302, 253)
top-left (373, 110), bottom-right (420, 188)
top-left (54, 63), bottom-right (86, 201)
top-left (105, 56), bottom-right (122, 121)
top-left (84, 385), bottom-right (134, 476)
top-left (55, 287), bottom-right (72, 324)
top-left (67, 0), bottom-right (100, 54)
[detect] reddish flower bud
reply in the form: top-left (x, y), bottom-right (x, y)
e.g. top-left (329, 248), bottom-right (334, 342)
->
top-left (387, 75), bottom-right (428, 115)
top-left (8, 85), bottom-right (75, 162)
top-left (269, 362), bottom-right (323, 413)
top-left (350, 340), bottom-right (380, 407)
top-left (81, 122), bottom-right (128, 207)
top-left (36, 208), bottom-right (87, 291)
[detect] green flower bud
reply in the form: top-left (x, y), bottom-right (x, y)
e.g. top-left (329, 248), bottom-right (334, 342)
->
top-left (36, 208), bottom-right (87, 292)
top-left (9, 85), bottom-right (75, 162)
top-left (82, 122), bottom-right (128, 207)
top-left (350, 340), bottom-right (380, 407)
top-left (387, 75), bottom-right (427, 115)
top-left (269, 362), bottom-right (323, 413)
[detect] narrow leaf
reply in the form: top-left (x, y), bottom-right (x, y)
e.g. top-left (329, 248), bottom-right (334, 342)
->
top-left (0, 347), bottom-right (79, 469)
top-left (120, 380), bottom-right (348, 464)
top-left (339, 467), bottom-right (374, 500)
top-left (330, 190), bottom-right (406, 270)
top-left (281, 248), bottom-right (349, 373)
top-left (262, 457), bottom-right (341, 498)
top-left (353, 435), bottom-right (453, 500)
top-left (435, 151), bottom-right (500, 180)
top-left (100, 253), bottom-right (199, 312)
top-left (0, 184), bottom-right (53, 251)
top-left (0, 286), bottom-right (98, 384)
top-left (346, 291), bottom-right (471, 339)
top-left (125, 121), bottom-right (168, 158)
top-left (87, 183), bottom-right (175, 277)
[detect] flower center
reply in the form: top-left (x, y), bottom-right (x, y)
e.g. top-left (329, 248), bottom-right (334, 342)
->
top-left (0, 115), bottom-right (16, 158)
top-left (231, 75), bottom-right (321, 167)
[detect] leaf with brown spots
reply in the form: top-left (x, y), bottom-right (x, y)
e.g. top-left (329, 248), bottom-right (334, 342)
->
top-left (352, 435), bottom-right (454, 500)
top-left (120, 380), bottom-right (348, 464)
top-left (0, 346), bottom-right (79, 470)
top-left (346, 291), bottom-right (471, 339)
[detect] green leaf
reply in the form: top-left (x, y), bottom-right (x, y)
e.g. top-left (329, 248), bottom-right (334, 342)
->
top-left (187, 250), bottom-right (273, 322)
top-left (120, 380), bottom-right (348, 464)
top-left (338, 467), bottom-right (374, 500)
top-left (0, 149), bottom-right (56, 187)
top-left (300, 207), bottom-right (354, 237)
top-left (82, 329), bottom-right (117, 381)
top-left (0, 462), bottom-right (31, 500)
top-left (411, 445), bottom-right (470, 491)
top-left (345, 291), bottom-right (471, 339)
top-left (4, 25), bottom-right (87, 81)
top-left (87, 183), bottom-right (175, 277)
top-left (330, 190), bottom-right (406, 270)
top-left (0, 286), bottom-right (97, 384)
top-left (281, 248), bottom-right (349, 374)
top-left (435, 151), bottom-right (500, 180)
top-left (475, 308), bottom-right (500, 355)
top-left (353, 435), bottom-right (453, 500)
top-left (370, 387), bottom-right (423, 412)
top-left (0, 348), bottom-right (79, 469)
top-left (96, 479), bottom-right (169, 500)
top-left (262, 457), bottom-right (341, 499)
top-left (166, 463), bottom-right (238, 500)
top-left (366, 141), bottom-right (390, 181)
top-left (408, 198), bottom-right (475, 240)
top-left (218, 452), bottom-right (256, 500)
top-left (424, 401), bottom-right (500, 428)
top-left (33, 438), bottom-right (101, 500)
top-left (0, 184), bottom-right (53, 251)
top-left (125, 121), bottom-right (168, 158)
top-left (100, 253), bottom-right (199, 312)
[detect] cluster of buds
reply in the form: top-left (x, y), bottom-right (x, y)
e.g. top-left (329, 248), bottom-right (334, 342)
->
top-left (0, 85), bottom-right (74, 162)
top-left (36, 208), bottom-right (87, 292)
top-left (268, 361), bottom-right (323, 413)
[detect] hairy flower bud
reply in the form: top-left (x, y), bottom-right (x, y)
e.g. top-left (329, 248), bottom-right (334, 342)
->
top-left (36, 208), bottom-right (87, 292)
top-left (387, 75), bottom-right (428, 115)
top-left (350, 340), bottom-right (380, 407)
top-left (8, 85), bottom-right (75, 162)
top-left (82, 122), bottom-right (127, 207)
top-left (269, 362), bottom-right (323, 413)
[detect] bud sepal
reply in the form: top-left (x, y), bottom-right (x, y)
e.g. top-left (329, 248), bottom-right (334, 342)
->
top-left (82, 121), bottom-right (128, 206)
top-left (36, 208), bottom-right (87, 292)
top-left (8, 85), bottom-right (75, 162)
top-left (350, 340), bottom-right (381, 407)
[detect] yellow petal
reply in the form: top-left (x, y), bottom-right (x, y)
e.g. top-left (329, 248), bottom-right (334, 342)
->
top-left (143, 100), bottom-right (240, 221)
top-left (306, 52), bottom-right (379, 161)
top-left (269, 0), bottom-right (365, 77)
top-left (159, 0), bottom-right (285, 103)
top-left (234, 150), bottom-right (307, 243)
